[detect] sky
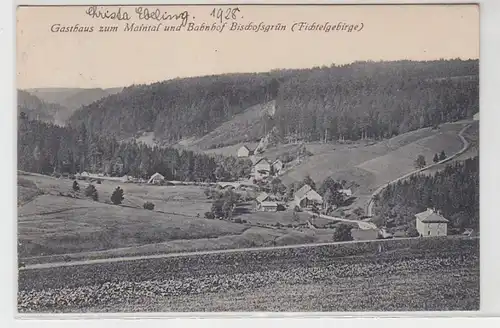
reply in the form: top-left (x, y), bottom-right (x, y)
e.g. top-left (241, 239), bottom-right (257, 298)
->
top-left (16, 4), bottom-right (479, 89)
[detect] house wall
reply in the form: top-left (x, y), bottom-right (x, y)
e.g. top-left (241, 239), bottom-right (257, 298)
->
top-left (416, 220), bottom-right (448, 237)
top-left (255, 162), bottom-right (271, 172)
top-left (262, 206), bottom-right (277, 212)
top-left (237, 148), bottom-right (249, 157)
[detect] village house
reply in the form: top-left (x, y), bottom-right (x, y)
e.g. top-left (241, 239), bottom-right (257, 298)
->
top-left (147, 172), bottom-right (165, 185)
top-left (237, 145), bottom-right (253, 158)
top-left (294, 184), bottom-right (323, 209)
top-left (351, 228), bottom-right (380, 241)
top-left (415, 208), bottom-right (449, 237)
top-left (251, 158), bottom-right (271, 181)
top-left (254, 192), bottom-right (279, 212)
top-left (260, 201), bottom-right (278, 212)
top-left (272, 159), bottom-right (284, 175)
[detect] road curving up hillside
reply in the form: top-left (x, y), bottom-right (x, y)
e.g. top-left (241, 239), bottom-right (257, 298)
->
top-left (366, 123), bottom-right (473, 218)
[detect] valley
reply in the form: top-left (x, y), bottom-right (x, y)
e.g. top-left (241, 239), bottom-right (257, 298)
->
top-left (16, 59), bottom-right (480, 313)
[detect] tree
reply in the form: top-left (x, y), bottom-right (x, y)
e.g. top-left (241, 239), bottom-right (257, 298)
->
top-left (303, 175), bottom-right (316, 190)
top-left (143, 201), bottom-right (155, 210)
top-left (333, 224), bottom-right (353, 242)
top-left (72, 180), bottom-right (80, 192)
top-left (111, 186), bottom-right (125, 205)
top-left (353, 207), bottom-right (365, 217)
top-left (407, 226), bottom-right (420, 237)
top-left (270, 177), bottom-right (286, 195)
top-left (439, 150), bottom-right (447, 161)
top-left (433, 153), bottom-right (439, 163)
top-left (85, 184), bottom-right (98, 201)
top-left (414, 155), bottom-right (426, 169)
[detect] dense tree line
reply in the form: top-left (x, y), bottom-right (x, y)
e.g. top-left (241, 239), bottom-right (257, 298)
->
top-left (67, 59), bottom-right (478, 144)
top-left (17, 118), bottom-right (252, 182)
top-left (373, 156), bottom-right (479, 232)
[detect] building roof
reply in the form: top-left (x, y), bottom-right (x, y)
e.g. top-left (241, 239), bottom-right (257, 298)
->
top-left (261, 201), bottom-right (278, 207)
top-left (239, 145), bottom-right (250, 151)
top-left (254, 157), bottom-right (270, 166)
top-left (295, 184), bottom-right (312, 200)
top-left (256, 192), bottom-right (270, 203)
top-left (150, 172), bottom-right (165, 179)
top-left (415, 208), bottom-right (449, 223)
top-left (272, 159), bottom-right (283, 165)
top-left (148, 172), bottom-right (165, 183)
top-left (305, 189), bottom-right (323, 203)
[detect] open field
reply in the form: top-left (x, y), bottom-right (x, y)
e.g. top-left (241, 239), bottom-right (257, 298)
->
top-left (18, 236), bottom-right (479, 312)
top-left (18, 173), bottom-right (341, 264)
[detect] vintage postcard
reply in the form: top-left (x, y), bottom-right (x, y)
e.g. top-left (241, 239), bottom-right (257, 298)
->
top-left (16, 4), bottom-right (479, 313)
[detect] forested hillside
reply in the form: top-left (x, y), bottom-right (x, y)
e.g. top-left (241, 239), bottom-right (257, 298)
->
top-left (17, 118), bottom-right (252, 182)
top-left (17, 90), bottom-right (69, 124)
top-left (68, 59), bottom-right (478, 145)
top-left (275, 60), bottom-right (479, 141)
top-left (69, 74), bottom-right (281, 142)
top-left (372, 156), bottom-right (479, 233)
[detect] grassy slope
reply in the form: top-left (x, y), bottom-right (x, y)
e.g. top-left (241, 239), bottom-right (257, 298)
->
top-left (279, 123), bottom-right (467, 212)
top-left (172, 101), bottom-right (275, 151)
top-left (423, 121), bottom-right (479, 176)
top-left (17, 173), bottom-right (339, 262)
top-left (18, 237), bottom-right (479, 312)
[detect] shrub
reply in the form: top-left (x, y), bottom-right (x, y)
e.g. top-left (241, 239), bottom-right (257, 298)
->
top-left (111, 186), bottom-right (124, 205)
top-left (407, 226), bottom-right (420, 237)
top-left (96, 180), bottom-right (102, 184)
top-left (72, 180), bottom-right (80, 192)
top-left (234, 218), bottom-right (242, 224)
top-left (143, 201), bottom-right (155, 210)
top-left (333, 223), bottom-right (353, 242)
top-left (204, 212), bottom-right (215, 220)
top-left (85, 184), bottom-right (98, 201)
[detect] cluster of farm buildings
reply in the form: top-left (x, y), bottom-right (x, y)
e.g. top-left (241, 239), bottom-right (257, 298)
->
top-left (73, 140), bottom-right (477, 242)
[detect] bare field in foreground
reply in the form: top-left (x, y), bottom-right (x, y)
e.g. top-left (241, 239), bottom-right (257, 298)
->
top-left (18, 237), bottom-right (479, 312)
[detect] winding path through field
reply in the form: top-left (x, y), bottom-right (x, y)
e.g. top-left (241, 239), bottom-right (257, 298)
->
top-left (366, 123), bottom-right (472, 218)
top-left (305, 211), bottom-right (377, 230)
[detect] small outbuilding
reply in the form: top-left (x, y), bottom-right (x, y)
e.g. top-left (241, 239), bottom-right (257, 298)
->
top-left (147, 172), bottom-right (165, 185)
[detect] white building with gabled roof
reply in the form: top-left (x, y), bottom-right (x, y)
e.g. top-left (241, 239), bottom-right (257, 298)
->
top-left (294, 184), bottom-right (323, 209)
top-left (415, 208), bottom-right (449, 237)
top-left (237, 145), bottom-right (252, 158)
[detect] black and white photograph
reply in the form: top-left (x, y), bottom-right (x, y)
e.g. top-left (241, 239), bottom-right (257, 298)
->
top-left (15, 4), bottom-right (480, 313)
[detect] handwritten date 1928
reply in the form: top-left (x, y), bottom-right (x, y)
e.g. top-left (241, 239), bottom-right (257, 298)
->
top-left (210, 7), bottom-right (241, 23)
